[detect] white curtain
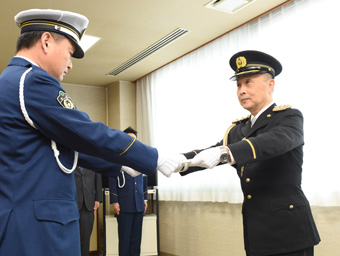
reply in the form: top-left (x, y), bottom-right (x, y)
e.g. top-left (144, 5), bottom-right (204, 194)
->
top-left (136, 0), bottom-right (340, 206)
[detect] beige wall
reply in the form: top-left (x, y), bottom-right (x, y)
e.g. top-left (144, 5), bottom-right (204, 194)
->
top-left (159, 201), bottom-right (245, 256)
top-left (158, 201), bottom-right (340, 256)
top-left (107, 81), bottom-right (136, 130)
top-left (63, 80), bottom-right (136, 130)
top-left (62, 83), bottom-right (107, 123)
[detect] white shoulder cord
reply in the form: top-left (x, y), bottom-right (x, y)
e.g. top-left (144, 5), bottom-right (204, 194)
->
top-left (19, 67), bottom-right (78, 174)
top-left (50, 140), bottom-right (78, 174)
top-left (117, 171), bottom-right (126, 188)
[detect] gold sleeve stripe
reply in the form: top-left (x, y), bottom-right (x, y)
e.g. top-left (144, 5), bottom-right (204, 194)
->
top-left (193, 150), bottom-right (198, 155)
top-left (120, 136), bottom-right (137, 155)
top-left (223, 124), bottom-right (236, 146)
top-left (245, 139), bottom-right (256, 159)
top-left (110, 192), bottom-right (118, 197)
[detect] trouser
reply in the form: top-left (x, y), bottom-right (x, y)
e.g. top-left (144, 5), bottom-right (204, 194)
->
top-left (247, 247), bottom-right (314, 256)
top-left (272, 247), bottom-right (314, 256)
top-left (79, 206), bottom-right (94, 256)
top-left (117, 212), bottom-right (144, 256)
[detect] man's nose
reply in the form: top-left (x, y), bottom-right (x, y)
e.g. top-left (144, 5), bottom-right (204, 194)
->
top-left (68, 60), bottom-right (73, 70)
top-left (238, 85), bottom-right (246, 94)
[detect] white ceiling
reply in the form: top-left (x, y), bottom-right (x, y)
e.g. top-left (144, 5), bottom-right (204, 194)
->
top-left (0, 0), bottom-right (290, 87)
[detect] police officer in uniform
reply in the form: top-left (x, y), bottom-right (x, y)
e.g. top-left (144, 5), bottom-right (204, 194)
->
top-left (109, 127), bottom-right (148, 256)
top-left (179, 50), bottom-right (320, 256)
top-left (0, 9), bottom-right (182, 256)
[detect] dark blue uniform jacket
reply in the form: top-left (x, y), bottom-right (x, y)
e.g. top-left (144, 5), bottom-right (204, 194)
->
top-left (0, 57), bottom-right (157, 256)
top-left (109, 173), bottom-right (148, 213)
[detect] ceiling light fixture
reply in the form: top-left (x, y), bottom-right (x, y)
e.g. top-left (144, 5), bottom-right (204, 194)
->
top-left (205, 0), bottom-right (256, 14)
top-left (79, 35), bottom-right (101, 53)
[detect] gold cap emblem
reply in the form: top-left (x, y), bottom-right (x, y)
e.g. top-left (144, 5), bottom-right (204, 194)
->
top-left (236, 56), bottom-right (247, 69)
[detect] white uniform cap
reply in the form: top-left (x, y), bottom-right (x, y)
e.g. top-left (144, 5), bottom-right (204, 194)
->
top-left (15, 9), bottom-right (89, 58)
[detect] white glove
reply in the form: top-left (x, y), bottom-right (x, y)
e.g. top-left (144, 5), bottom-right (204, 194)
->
top-left (190, 146), bottom-right (224, 169)
top-left (157, 153), bottom-right (187, 178)
top-left (121, 166), bottom-right (141, 177)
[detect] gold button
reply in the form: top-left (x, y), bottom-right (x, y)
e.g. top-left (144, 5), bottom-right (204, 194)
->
top-left (246, 178), bottom-right (250, 182)
top-left (289, 205), bottom-right (294, 209)
top-left (247, 195), bottom-right (252, 199)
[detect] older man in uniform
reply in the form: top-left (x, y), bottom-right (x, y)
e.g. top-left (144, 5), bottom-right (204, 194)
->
top-left (179, 50), bottom-right (320, 256)
top-left (0, 9), bottom-right (182, 256)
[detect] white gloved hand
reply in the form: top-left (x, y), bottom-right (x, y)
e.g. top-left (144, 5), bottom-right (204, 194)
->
top-left (157, 153), bottom-right (187, 178)
top-left (121, 166), bottom-right (141, 177)
top-left (190, 146), bottom-right (224, 169)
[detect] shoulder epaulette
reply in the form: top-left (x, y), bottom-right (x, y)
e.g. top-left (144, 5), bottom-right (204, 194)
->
top-left (232, 115), bottom-right (250, 124)
top-left (224, 116), bottom-right (249, 145)
top-left (272, 104), bottom-right (292, 112)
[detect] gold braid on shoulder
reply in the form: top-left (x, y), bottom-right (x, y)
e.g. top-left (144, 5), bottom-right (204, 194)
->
top-left (223, 115), bottom-right (250, 146)
top-left (223, 123), bottom-right (236, 146)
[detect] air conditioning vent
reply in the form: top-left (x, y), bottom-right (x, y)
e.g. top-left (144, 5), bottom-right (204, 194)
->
top-left (106, 28), bottom-right (190, 76)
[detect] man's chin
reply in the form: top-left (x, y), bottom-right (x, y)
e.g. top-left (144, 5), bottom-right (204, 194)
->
top-left (58, 76), bottom-right (65, 82)
top-left (241, 103), bottom-right (251, 112)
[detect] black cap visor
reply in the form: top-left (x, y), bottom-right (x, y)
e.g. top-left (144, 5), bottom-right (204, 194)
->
top-left (230, 66), bottom-right (275, 81)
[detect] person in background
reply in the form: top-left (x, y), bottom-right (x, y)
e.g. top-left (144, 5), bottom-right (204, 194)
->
top-left (178, 50), bottom-right (320, 256)
top-left (0, 8), bottom-right (183, 256)
top-left (109, 127), bottom-right (148, 256)
top-left (75, 167), bottom-right (102, 256)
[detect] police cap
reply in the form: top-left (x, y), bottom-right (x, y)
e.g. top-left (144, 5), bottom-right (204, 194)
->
top-left (229, 50), bottom-right (282, 80)
top-left (15, 9), bottom-right (89, 59)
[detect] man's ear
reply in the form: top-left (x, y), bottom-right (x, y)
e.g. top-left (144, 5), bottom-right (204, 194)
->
top-left (268, 78), bottom-right (275, 93)
top-left (40, 32), bottom-right (52, 54)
